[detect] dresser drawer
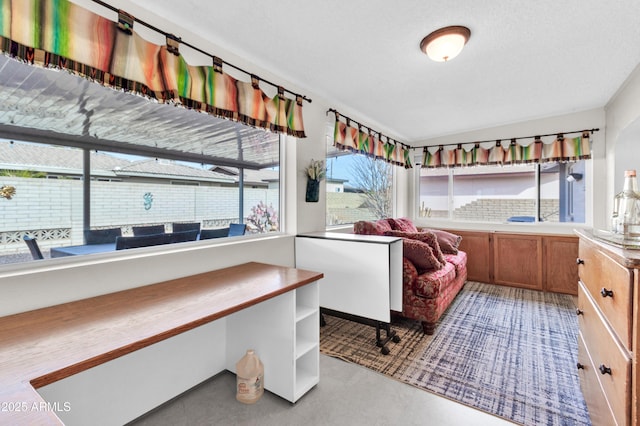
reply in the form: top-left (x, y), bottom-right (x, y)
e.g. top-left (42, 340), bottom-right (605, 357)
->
top-left (578, 242), bottom-right (633, 349)
top-left (578, 333), bottom-right (618, 426)
top-left (578, 283), bottom-right (631, 426)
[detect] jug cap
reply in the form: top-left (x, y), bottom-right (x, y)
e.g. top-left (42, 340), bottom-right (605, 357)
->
top-left (625, 170), bottom-right (637, 177)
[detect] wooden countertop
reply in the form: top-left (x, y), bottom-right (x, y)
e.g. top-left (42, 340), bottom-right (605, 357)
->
top-left (0, 262), bottom-right (323, 425)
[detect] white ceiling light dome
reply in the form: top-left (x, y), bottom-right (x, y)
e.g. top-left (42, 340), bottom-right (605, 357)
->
top-left (420, 26), bottom-right (471, 62)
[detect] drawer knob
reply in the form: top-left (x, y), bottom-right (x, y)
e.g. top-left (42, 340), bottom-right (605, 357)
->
top-left (576, 362), bottom-right (585, 370)
top-left (600, 288), bottom-right (614, 298)
top-left (576, 308), bottom-right (583, 316)
top-left (599, 364), bottom-right (612, 375)
top-left (576, 258), bottom-right (585, 265)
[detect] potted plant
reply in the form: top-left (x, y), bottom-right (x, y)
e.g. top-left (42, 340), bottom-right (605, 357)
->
top-left (304, 159), bottom-right (325, 202)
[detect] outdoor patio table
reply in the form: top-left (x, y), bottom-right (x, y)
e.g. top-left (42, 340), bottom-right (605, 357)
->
top-left (50, 243), bottom-right (116, 258)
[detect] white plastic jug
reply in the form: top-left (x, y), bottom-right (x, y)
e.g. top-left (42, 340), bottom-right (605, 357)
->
top-left (236, 349), bottom-right (264, 404)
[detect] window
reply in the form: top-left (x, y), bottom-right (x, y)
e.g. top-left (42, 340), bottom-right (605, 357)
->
top-left (0, 135), bottom-right (282, 265)
top-left (326, 152), bottom-right (394, 226)
top-left (419, 160), bottom-right (586, 223)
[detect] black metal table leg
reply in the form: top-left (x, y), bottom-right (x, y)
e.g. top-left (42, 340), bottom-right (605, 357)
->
top-left (321, 308), bottom-right (400, 355)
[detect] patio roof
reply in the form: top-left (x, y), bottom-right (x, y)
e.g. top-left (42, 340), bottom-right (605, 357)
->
top-left (0, 55), bottom-right (281, 170)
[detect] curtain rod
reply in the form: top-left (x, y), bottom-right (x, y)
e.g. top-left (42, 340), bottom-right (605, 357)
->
top-left (425, 128), bottom-right (600, 150)
top-left (91, 0), bottom-right (311, 103)
top-left (327, 108), bottom-right (409, 148)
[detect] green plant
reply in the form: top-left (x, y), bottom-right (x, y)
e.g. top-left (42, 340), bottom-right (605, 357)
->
top-left (0, 169), bottom-right (46, 178)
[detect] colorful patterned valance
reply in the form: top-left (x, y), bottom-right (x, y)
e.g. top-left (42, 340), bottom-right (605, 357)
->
top-left (0, 0), bottom-right (306, 138)
top-left (422, 131), bottom-right (592, 168)
top-left (331, 112), bottom-right (412, 169)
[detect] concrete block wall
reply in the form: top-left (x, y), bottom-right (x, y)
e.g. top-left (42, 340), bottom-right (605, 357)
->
top-left (0, 177), bottom-right (279, 254)
top-left (454, 198), bottom-right (559, 222)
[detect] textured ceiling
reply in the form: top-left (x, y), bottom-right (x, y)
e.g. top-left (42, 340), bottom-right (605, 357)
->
top-left (120, 0), bottom-right (640, 143)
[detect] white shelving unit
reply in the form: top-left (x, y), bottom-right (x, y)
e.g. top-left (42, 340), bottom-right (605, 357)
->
top-left (294, 282), bottom-right (320, 401)
top-left (225, 279), bottom-right (320, 403)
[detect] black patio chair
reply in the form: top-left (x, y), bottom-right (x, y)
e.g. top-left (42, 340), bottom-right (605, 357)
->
top-left (23, 235), bottom-right (44, 260)
top-left (132, 224), bottom-right (166, 236)
top-left (199, 228), bottom-right (229, 240)
top-left (115, 234), bottom-right (172, 250)
top-left (169, 230), bottom-right (199, 243)
top-left (172, 222), bottom-right (201, 233)
top-left (84, 227), bottom-right (123, 244)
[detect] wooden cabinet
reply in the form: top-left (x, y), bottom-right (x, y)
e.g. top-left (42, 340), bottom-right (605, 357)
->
top-left (576, 229), bottom-right (640, 426)
top-left (544, 235), bottom-right (580, 294)
top-left (448, 230), bottom-right (492, 283)
top-left (446, 230), bottom-right (579, 295)
top-left (493, 233), bottom-right (543, 290)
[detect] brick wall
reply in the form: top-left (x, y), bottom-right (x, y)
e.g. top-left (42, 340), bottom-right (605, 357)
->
top-left (454, 198), bottom-right (559, 222)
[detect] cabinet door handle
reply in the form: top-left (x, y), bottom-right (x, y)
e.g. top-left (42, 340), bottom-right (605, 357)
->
top-left (599, 364), bottom-right (612, 375)
top-left (576, 258), bottom-right (585, 265)
top-left (576, 308), bottom-right (583, 316)
top-left (576, 362), bottom-right (585, 370)
top-left (600, 288), bottom-right (614, 298)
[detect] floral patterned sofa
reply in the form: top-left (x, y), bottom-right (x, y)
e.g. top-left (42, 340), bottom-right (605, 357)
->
top-left (353, 217), bottom-right (467, 334)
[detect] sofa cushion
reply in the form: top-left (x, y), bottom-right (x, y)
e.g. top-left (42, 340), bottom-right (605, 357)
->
top-left (444, 250), bottom-right (467, 276)
top-left (402, 238), bottom-right (442, 272)
top-left (353, 219), bottom-right (393, 235)
top-left (429, 229), bottom-right (462, 254)
top-left (388, 217), bottom-right (418, 233)
top-left (384, 230), bottom-right (446, 265)
top-left (413, 261), bottom-right (456, 299)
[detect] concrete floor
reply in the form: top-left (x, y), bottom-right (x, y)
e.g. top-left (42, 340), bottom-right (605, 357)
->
top-left (129, 354), bottom-right (515, 426)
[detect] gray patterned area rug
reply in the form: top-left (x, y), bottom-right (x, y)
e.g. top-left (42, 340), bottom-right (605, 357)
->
top-left (319, 281), bottom-right (591, 426)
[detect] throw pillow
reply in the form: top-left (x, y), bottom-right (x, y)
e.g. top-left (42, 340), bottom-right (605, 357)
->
top-left (375, 219), bottom-right (393, 234)
top-left (402, 238), bottom-right (442, 272)
top-left (354, 219), bottom-right (394, 235)
top-left (388, 217), bottom-right (418, 233)
top-left (384, 230), bottom-right (446, 265)
top-left (353, 221), bottom-right (381, 235)
top-left (429, 229), bottom-right (463, 254)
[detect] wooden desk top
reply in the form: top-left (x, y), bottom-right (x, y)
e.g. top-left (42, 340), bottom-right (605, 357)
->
top-left (0, 262), bottom-right (323, 425)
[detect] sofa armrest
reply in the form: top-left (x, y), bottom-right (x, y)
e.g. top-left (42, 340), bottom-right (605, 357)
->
top-left (403, 257), bottom-right (418, 288)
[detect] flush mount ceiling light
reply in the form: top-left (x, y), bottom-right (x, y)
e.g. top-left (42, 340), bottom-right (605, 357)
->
top-left (420, 26), bottom-right (471, 62)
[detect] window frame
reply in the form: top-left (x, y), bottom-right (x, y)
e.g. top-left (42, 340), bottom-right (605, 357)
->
top-left (416, 161), bottom-right (588, 226)
top-left (0, 132), bottom-right (285, 266)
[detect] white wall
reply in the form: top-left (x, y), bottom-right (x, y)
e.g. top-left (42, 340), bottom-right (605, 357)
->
top-left (605, 63), bottom-right (640, 221)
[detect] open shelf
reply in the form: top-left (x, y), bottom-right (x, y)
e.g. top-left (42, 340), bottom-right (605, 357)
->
top-left (292, 282), bottom-right (319, 401)
top-left (295, 347), bottom-right (319, 401)
top-left (296, 305), bottom-right (316, 322)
